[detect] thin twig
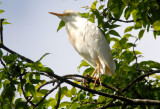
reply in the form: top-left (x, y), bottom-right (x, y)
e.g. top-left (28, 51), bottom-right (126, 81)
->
top-left (63, 74), bottom-right (118, 92)
top-left (33, 82), bottom-right (61, 109)
top-left (110, 17), bottom-right (141, 23)
top-left (122, 69), bottom-right (160, 92)
top-left (133, 38), bottom-right (139, 71)
top-left (55, 84), bottom-right (61, 109)
top-left (19, 70), bottom-right (35, 107)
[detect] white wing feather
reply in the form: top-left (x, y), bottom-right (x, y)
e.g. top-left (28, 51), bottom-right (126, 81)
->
top-left (83, 20), bottom-right (115, 75)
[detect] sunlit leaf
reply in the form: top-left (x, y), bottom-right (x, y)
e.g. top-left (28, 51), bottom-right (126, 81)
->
top-left (0, 10), bottom-right (4, 14)
top-left (153, 20), bottom-right (160, 31)
top-left (57, 20), bottom-right (65, 32)
top-left (71, 102), bottom-right (80, 109)
top-left (59, 102), bottom-right (71, 108)
top-left (91, 1), bottom-right (98, 10)
top-left (124, 26), bottom-right (134, 33)
top-left (71, 87), bottom-right (77, 95)
top-left (77, 60), bottom-right (90, 72)
top-left (98, 5), bottom-right (105, 10)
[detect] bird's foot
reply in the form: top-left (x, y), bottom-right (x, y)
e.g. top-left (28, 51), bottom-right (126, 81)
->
top-left (83, 74), bottom-right (103, 89)
top-left (94, 77), bottom-right (103, 89)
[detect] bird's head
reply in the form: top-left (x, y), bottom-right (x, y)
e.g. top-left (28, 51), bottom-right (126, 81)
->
top-left (49, 10), bottom-right (81, 22)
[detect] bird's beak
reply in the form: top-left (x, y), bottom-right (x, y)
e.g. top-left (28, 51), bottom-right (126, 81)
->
top-left (49, 12), bottom-right (68, 16)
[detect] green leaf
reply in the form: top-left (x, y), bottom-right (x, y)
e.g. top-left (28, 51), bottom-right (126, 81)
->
top-left (124, 26), bottom-right (134, 33)
top-left (134, 20), bottom-right (143, 29)
top-left (138, 29), bottom-right (145, 40)
top-left (131, 9), bottom-right (139, 22)
top-left (65, 90), bottom-right (72, 97)
top-left (15, 98), bottom-right (27, 109)
top-left (25, 83), bottom-right (36, 97)
top-left (37, 53), bottom-right (50, 62)
top-left (79, 12), bottom-right (89, 18)
top-left (91, 1), bottom-right (98, 10)
top-left (37, 89), bottom-right (48, 97)
top-left (59, 102), bottom-right (71, 108)
top-left (47, 98), bottom-right (57, 107)
top-left (71, 87), bottom-right (77, 95)
top-left (71, 102), bottom-right (80, 109)
top-left (89, 13), bottom-right (95, 23)
top-left (153, 20), bottom-right (160, 31)
top-left (109, 30), bottom-right (121, 37)
top-left (77, 60), bottom-right (90, 72)
top-left (40, 67), bottom-right (54, 74)
top-left (55, 86), bottom-right (68, 101)
top-left (3, 54), bottom-right (18, 64)
top-left (98, 5), bottom-right (105, 10)
top-left (57, 20), bottom-right (65, 32)
top-left (0, 10), bottom-right (4, 14)
top-left (3, 21), bottom-right (11, 25)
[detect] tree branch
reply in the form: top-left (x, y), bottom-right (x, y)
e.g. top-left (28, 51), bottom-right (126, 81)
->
top-left (122, 69), bottom-right (160, 93)
top-left (33, 82), bottom-right (61, 109)
top-left (19, 69), bottom-right (35, 107)
top-left (110, 17), bottom-right (141, 23)
top-left (0, 44), bottom-right (34, 63)
top-left (55, 85), bottom-right (61, 109)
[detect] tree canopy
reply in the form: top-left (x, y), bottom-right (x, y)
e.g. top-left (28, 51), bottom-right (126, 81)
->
top-left (1, 0), bottom-right (160, 109)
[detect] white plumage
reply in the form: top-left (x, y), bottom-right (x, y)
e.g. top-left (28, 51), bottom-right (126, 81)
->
top-left (49, 10), bottom-right (116, 86)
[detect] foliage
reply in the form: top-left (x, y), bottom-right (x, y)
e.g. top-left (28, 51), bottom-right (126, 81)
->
top-left (1, 0), bottom-right (160, 109)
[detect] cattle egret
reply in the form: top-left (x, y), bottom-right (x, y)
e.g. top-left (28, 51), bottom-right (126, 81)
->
top-left (49, 10), bottom-right (116, 88)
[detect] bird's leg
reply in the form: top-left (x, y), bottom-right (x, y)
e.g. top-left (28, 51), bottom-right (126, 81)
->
top-left (83, 66), bottom-right (98, 87)
top-left (93, 62), bottom-right (103, 89)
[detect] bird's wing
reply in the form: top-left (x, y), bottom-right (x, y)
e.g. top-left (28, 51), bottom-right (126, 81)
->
top-left (83, 20), bottom-right (115, 75)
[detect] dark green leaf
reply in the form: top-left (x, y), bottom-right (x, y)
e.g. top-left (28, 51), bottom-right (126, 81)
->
top-left (57, 20), bottom-right (65, 32)
top-left (109, 30), bottom-right (121, 37)
top-left (138, 29), bottom-right (145, 40)
top-left (25, 83), bottom-right (36, 97)
top-left (37, 53), bottom-right (50, 62)
top-left (3, 54), bottom-right (18, 64)
top-left (40, 67), bottom-right (54, 74)
top-left (15, 98), bottom-right (27, 109)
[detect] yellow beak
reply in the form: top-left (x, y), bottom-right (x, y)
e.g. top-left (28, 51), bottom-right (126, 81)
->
top-left (49, 12), bottom-right (68, 16)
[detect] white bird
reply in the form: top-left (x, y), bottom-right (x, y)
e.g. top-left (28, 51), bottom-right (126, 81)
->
top-left (49, 10), bottom-right (116, 87)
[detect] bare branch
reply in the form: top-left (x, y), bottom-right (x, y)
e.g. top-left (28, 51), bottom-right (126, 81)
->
top-left (110, 17), bottom-right (141, 23)
top-left (0, 44), bottom-right (34, 63)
